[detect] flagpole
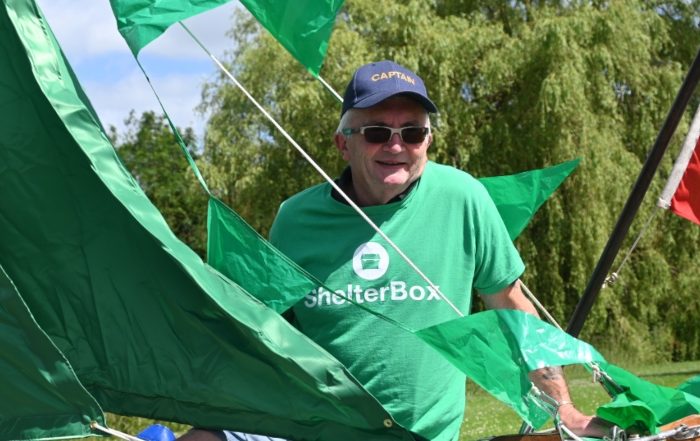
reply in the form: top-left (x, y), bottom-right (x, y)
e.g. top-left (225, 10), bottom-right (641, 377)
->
top-left (566, 47), bottom-right (700, 337)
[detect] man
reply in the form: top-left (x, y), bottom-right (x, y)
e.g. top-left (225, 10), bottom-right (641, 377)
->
top-left (184, 61), bottom-right (607, 441)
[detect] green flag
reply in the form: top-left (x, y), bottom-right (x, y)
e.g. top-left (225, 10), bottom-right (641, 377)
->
top-left (479, 159), bottom-right (580, 240)
top-left (109, 0), bottom-right (232, 55)
top-left (678, 375), bottom-right (700, 398)
top-left (110, 0), bottom-right (342, 75)
top-left (0, 2), bottom-right (416, 439)
top-left (239, 0), bottom-right (344, 76)
top-left (0, 266), bottom-right (105, 441)
top-left (208, 197), bottom-right (320, 313)
top-left (415, 310), bottom-right (605, 428)
top-left (596, 365), bottom-right (700, 432)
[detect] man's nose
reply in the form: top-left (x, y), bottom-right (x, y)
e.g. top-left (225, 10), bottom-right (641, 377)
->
top-left (383, 133), bottom-right (404, 151)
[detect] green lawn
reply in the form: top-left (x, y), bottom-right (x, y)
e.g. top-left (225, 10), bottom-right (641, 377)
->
top-left (93, 361), bottom-right (699, 440)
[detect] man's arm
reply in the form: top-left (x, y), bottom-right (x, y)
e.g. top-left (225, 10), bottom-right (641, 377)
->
top-left (479, 280), bottom-right (609, 438)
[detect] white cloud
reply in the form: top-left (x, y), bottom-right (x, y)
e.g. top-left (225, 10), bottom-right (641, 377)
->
top-left (80, 67), bottom-right (212, 140)
top-left (34, 0), bottom-right (240, 139)
top-left (37, 0), bottom-right (238, 60)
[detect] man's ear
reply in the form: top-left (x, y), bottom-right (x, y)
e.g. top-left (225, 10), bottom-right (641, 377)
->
top-left (334, 133), bottom-right (350, 161)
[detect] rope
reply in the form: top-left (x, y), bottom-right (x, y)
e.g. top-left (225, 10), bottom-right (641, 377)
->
top-left (318, 75), bottom-right (343, 102)
top-left (178, 22), bottom-right (464, 317)
top-left (91, 423), bottom-right (143, 441)
top-left (603, 206), bottom-right (662, 288)
top-left (520, 281), bottom-right (562, 329)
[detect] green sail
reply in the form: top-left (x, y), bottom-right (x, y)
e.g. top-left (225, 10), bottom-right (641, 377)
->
top-left (0, 265), bottom-right (105, 441)
top-left (0, 1), bottom-right (415, 439)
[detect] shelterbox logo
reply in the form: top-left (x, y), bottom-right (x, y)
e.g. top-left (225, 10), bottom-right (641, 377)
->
top-left (301, 241), bottom-right (443, 308)
top-left (352, 242), bottom-right (389, 280)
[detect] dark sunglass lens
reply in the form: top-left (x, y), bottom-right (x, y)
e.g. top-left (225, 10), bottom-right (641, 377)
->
top-left (363, 127), bottom-right (392, 143)
top-left (401, 127), bottom-right (427, 143)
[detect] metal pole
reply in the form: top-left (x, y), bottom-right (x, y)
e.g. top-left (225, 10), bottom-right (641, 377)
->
top-left (566, 47), bottom-right (700, 337)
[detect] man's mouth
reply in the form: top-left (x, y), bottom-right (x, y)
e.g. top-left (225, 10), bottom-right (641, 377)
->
top-left (376, 160), bottom-right (405, 167)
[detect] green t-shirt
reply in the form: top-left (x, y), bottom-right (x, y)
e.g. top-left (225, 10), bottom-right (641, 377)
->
top-left (269, 161), bottom-right (524, 441)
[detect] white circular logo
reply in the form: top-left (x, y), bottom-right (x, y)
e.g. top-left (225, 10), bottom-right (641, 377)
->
top-left (352, 242), bottom-right (389, 280)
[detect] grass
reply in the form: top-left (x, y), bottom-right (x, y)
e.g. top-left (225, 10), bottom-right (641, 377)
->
top-left (88, 361), bottom-right (700, 441)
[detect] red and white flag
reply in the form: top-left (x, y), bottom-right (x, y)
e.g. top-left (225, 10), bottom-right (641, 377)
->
top-left (659, 105), bottom-right (700, 225)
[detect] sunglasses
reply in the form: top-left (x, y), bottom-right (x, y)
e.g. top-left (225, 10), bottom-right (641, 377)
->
top-left (341, 125), bottom-right (431, 144)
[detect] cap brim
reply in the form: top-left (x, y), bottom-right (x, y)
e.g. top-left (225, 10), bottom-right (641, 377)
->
top-left (352, 91), bottom-right (438, 114)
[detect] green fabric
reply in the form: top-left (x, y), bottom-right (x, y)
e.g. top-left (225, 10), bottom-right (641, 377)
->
top-left (110, 0), bottom-right (342, 75)
top-left (0, 265), bottom-right (105, 441)
top-left (415, 309), bottom-right (606, 429)
top-left (479, 159), bottom-right (580, 240)
top-left (109, 0), bottom-right (232, 55)
top-left (596, 364), bottom-right (700, 433)
top-left (239, 0), bottom-right (344, 76)
top-left (269, 162), bottom-right (524, 441)
top-left (208, 196), bottom-right (320, 312)
top-left (678, 375), bottom-right (700, 398)
top-left (0, 2), bottom-right (417, 440)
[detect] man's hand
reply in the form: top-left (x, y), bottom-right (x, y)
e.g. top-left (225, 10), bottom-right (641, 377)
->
top-left (557, 403), bottom-right (611, 438)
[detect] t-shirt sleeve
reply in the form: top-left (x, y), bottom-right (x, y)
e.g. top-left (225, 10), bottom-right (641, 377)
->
top-left (470, 181), bottom-right (525, 295)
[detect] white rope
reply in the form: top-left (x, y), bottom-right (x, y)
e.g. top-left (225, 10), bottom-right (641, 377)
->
top-left (520, 281), bottom-right (562, 329)
top-left (91, 423), bottom-right (144, 441)
top-left (318, 75), bottom-right (343, 102)
top-left (178, 22), bottom-right (463, 317)
top-left (603, 206), bottom-right (662, 288)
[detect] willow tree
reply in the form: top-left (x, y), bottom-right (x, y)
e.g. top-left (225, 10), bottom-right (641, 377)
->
top-left (199, 0), bottom-right (700, 361)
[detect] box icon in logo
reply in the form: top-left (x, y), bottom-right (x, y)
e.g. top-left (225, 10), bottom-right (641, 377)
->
top-left (360, 253), bottom-right (380, 270)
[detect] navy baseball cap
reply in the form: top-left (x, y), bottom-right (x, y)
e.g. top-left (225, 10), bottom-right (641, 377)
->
top-left (341, 60), bottom-right (438, 116)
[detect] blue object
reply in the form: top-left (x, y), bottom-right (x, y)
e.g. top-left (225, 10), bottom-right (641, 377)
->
top-left (341, 60), bottom-right (439, 115)
top-left (137, 424), bottom-right (175, 441)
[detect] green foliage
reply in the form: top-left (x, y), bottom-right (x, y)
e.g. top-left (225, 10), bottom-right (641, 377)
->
top-left (112, 111), bottom-right (208, 256)
top-left (197, 0), bottom-right (700, 361)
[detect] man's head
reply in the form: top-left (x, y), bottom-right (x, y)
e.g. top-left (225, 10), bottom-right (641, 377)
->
top-left (335, 61), bottom-right (437, 206)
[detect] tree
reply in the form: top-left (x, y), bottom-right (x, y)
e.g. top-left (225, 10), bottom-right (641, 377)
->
top-left (199, 0), bottom-right (700, 361)
top-left (113, 111), bottom-right (208, 256)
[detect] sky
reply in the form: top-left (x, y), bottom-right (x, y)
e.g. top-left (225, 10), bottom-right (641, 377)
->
top-left (35, 0), bottom-right (241, 141)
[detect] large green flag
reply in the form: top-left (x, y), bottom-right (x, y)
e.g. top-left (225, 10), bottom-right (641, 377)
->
top-left (0, 265), bottom-right (106, 441)
top-left (239, 0), bottom-right (344, 76)
top-left (415, 310), bottom-right (605, 429)
top-left (0, 2), bottom-right (416, 440)
top-left (479, 159), bottom-right (580, 240)
top-left (109, 0), bottom-right (232, 55)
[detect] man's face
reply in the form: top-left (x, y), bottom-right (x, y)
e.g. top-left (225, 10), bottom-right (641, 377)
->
top-left (335, 96), bottom-right (432, 206)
